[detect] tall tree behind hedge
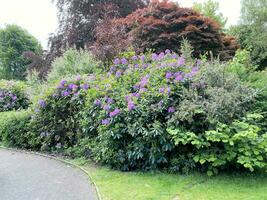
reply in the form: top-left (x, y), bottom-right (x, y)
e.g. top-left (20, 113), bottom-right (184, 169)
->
top-left (230, 0), bottom-right (267, 69)
top-left (193, 0), bottom-right (227, 30)
top-left (0, 25), bottom-right (42, 80)
top-left (48, 0), bottom-right (148, 62)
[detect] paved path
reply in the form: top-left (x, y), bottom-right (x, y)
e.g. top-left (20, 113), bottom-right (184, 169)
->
top-left (0, 149), bottom-right (97, 200)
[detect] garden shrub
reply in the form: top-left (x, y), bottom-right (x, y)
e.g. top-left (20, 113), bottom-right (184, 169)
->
top-left (0, 110), bottom-right (35, 148)
top-left (0, 80), bottom-right (29, 112)
top-left (79, 47), bottom-right (257, 172)
top-left (168, 114), bottom-right (267, 175)
top-left (115, 0), bottom-right (238, 60)
top-left (30, 75), bottom-right (91, 152)
top-left (47, 48), bottom-right (101, 82)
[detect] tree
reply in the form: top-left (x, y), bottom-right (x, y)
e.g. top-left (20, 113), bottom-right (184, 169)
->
top-left (0, 24), bottom-right (42, 80)
top-left (114, 0), bottom-right (238, 60)
top-left (47, 0), bottom-right (148, 63)
top-left (193, 0), bottom-right (227, 30)
top-left (230, 0), bottom-right (267, 69)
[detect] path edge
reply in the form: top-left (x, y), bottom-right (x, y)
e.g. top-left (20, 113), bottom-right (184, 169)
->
top-left (0, 145), bottom-right (103, 200)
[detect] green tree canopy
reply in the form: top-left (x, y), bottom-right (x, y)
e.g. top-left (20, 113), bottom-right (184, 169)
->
top-left (193, 0), bottom-right (227, 30)
top-left (0, 24), bottom-right (42, 80)
top-left (230, 0), bottom-right (267, 69)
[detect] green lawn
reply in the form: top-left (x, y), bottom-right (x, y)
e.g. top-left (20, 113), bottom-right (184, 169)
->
top-left (73, 159), bottom-right (267, 200)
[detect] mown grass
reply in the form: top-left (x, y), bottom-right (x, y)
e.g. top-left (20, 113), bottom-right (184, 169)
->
top-left (72, 159), bottom-right (267, 200)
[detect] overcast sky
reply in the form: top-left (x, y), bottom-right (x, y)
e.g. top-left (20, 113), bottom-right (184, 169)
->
top-left (0, 0), bottom-right (241, 49)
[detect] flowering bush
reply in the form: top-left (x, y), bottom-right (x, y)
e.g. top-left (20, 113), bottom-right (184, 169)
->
top-left (0, 80), bottom-right (29, 112)
top-left (29, 75), bottom-right (91, 151)
top-left (79, 49), bottom-right (257, 172)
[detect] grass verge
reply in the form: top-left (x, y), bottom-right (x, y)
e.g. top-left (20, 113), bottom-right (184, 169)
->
top-left (71, 158), bottom-right (267, 200)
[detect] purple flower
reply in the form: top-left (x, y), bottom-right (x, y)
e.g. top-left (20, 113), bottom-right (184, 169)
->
top-left (132, 55), bottom-right (138, 61)
top-left (76, 75), bottom-right (82, 81)
top-left (68, 83), bottom-right (78, 90)
top-left (60, 79), bottom-right (67, 86)
top-left (109, 108), bottom-right (120, 117)
top-left (114, 58), bottom-right (120, 65)
top-left (102, 118), bottom-right (110, 125)
top-left (115, 70), bottom-right (122, 77)
top-left (159, 87), bottom-right (165, 94)
top-left (127, 101), bottom-right (136, 111)
top-left (139, 88), bottom-right (147, 93)
top-left (177, 56), bottom-right (186, 66)
top-left (168, 107), bottom-right (175, 113)
top-left (81, 84), bottom-right (89, 90)
top-left (166, 72), bottom-right (173, 79)
top-left (167, 87), bottom-right (171, 95)
top-left (171, 53), bottom-right (178, 59)
top-left (106, 97), bottom-right (114, 104)
top-left (140, 55), bottom-right (146, 62)
top-left (152, 53), bottom-right (158, 61)
top-left (38, 99), bottom-right (46, 108)
top-left (110, 66), bottom-right (116, 72)
top-left (132, 92), bottom-right (140, 98)
top-left (62, 91), bottom-right (70, 97)
top-left (121, 58), bottom-right (128, 65)
top-left (165, 49), bottom-right (171, 54)
top-left (140, 74), bottom-right (150, 87)
top-left (134, 64), bottom-right (139, 68)
top-left (94, 99), bottom-right (101, 106)
top-left (12, 95), bottom-right (17, 101)
top-left (174, 72), bottom-right (183, 82)
top-left (125, 95), bottom-right (130, 101)
top-left (158, 52), bottom-right (165, 60)
top-left (103, 104), bottom-right (111, 111)
top-left (196, 59), bottom-right (202, 66)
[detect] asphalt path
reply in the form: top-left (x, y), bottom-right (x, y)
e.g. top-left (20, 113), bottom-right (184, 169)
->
top-left (0, 149), bottom-right (97, 200)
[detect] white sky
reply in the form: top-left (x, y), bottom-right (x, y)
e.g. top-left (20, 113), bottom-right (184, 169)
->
top-left (0, 0), bottom-right (241, 49)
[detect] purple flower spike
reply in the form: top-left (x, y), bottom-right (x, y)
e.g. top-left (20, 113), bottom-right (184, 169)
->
top-left (175, 73), bottom-right (183, 82)
top-left (102, 118), bottom-right (110, 125)
top-left (38, 99), bottom-right (46, 108)
top-left (158, 52), bottom-right (165, 60)
top-left (94, 99), bottom-right (101, 106)
top-left (166, 72), bottom-right (173, 79)
top-left (128, 101), bottom-right (136, 111)
top-left (132, 92), bottom-right (140, 98)
top-left (110, 66), bottom-right (116, 72)
top-left (114, 58), bottom-right (120, 65)
top-left (109, 108), bottom-right (120, 117)
top-left (121, 58), bottom-right (128, 65)
top-left (168, 107), bottom-right (175, 113)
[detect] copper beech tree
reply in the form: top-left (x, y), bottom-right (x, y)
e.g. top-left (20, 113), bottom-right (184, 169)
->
top-left (110, 0), bottom-right (238, 60)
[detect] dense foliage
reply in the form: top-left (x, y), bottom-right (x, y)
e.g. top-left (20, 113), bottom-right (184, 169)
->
top-left (0, 110), bottom-right (32, 148)
top-left (229, 0), bottom-right (267, 69)
top-left (0, 80), bottom-right (29, 112)
top-left (193, 0), bottom-right (227, 30)
top-left (47, 48), bottom-right (101, 82)
top-left (29, 75), bottom-right (90, 151)
top-left (0, 24), bottom-right (42, 80)
top-left (114, 0), bottom-right (238, 60)
top-left (47, 0), bottom-right (148, 63)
